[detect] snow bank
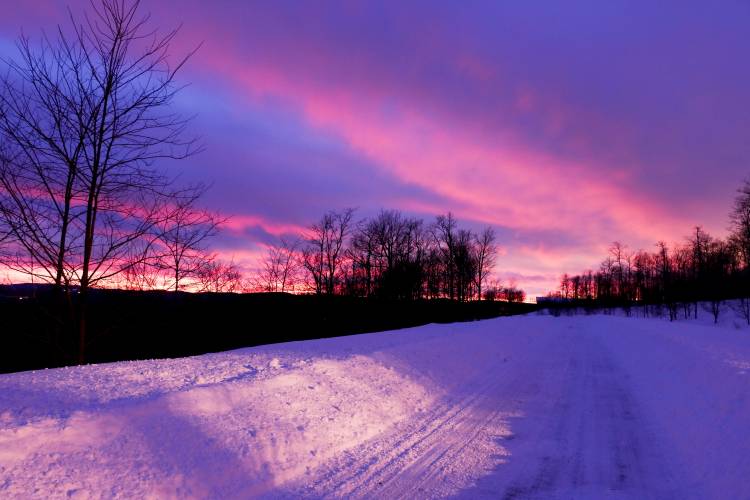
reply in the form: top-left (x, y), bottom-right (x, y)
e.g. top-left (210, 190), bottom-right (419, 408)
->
top-left (0, 350), bottom-right (433, 496)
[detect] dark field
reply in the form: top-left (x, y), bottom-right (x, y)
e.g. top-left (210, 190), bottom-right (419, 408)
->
top-left (0, 286), bottom-right (536, 374)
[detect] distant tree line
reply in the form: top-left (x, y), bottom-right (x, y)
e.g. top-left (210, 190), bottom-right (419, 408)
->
top-left (254, 209), bottom-right (524, 303)
top-left (550, 179), bottom-right (750, 324)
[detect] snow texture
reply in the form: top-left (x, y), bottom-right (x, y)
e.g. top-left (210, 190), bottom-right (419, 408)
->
top-left (1, 312), bottom-right (749, 498)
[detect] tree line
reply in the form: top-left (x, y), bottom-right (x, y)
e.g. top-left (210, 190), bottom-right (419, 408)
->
top-left (551, 179), bottom-right (750, 324)
top-left (253, 209), bottom-right (524, 303)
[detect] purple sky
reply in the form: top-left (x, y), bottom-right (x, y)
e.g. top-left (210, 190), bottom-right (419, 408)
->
top-left (2, 1), bottom-right (749, 297)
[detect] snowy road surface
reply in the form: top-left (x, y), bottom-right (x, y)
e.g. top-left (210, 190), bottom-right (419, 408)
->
top-left (1, 314), bottom-right (749, 499)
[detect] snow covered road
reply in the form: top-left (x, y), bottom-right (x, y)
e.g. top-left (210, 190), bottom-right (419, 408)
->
top-left (1, 314), bottom-right (749, 498)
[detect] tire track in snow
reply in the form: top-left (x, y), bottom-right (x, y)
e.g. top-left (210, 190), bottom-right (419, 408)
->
top-left (497, 328), bottom-right (679, 500)
top-left (281, 364), bottom-right (536, 499)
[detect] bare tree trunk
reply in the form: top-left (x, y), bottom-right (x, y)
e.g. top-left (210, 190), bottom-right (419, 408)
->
top-left (77, 290), bottom-right (88, 364)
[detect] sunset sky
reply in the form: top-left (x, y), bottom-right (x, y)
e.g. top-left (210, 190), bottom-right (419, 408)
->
top-left (2, 1), bottom-right (749, 297)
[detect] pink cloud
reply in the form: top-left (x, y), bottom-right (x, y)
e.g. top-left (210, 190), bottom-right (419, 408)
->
top-left (223, 215), bottom-right (308, 239)
top-left (192, 47), bottom-right (686, 247)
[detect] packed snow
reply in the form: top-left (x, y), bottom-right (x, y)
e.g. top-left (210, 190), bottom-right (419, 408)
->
top-left (1, 311), bottom-right (750, 498)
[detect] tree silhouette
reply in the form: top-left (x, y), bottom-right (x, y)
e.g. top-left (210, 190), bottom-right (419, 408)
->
top-left (0, 0), bottom-right (201, 362)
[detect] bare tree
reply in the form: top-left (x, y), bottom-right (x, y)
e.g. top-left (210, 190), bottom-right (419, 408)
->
top-left (454, 228), bottom-right (476, 302)
top-left (156, 187), bottom-right (222, 291)
top-left (560, 273), bottom-right (571, 300)
top-left (282, 208), bottom-right (525, 302)
top-left (258, 237), bottom-right (300, 292)
top-left (347, 210), bottom-right (427, 299)
top-left (197, 258), bottom-right (242, 293)
top-left (256, 248), bottom-right (280, 292)
top-left (433, 212), bottom-right (457, 299)
top-left (473, 227), bottom-right (497, 300)
top-left (121, 251), bottom-right (160, 290)
top-left (0, 0), bottom-right (201, 362)
top-left (348, 218), bottom-right (377, 296)
top-left (301, 208), bottom-right (354, 295)
top-left (609, 241), bottom-right (627, 298)
top-left (483, 278), bottom-right (502, 301)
